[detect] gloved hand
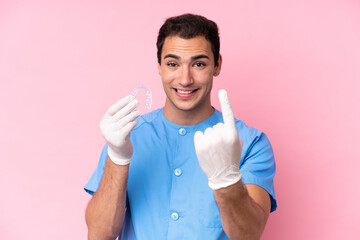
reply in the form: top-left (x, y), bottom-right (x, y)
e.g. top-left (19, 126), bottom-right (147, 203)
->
top-left (99, 95), bottom-right (141, 165)
top-left (194, 89), bottom-right (243, 190)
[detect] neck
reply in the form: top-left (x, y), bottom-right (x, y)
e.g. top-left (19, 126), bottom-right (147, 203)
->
top-left (163, 99), bottom-right (215, 125)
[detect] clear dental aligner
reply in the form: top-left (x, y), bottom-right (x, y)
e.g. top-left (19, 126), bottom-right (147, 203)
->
top-left (131, 85), bottom-right (152, 109)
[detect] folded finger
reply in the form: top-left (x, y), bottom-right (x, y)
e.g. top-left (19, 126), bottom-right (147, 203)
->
top-left (121, 120), bottom-right (138, 137)
top-left (112, 99), bottom-right (139, 121)
top-left (117, 110), bottom-right (141, 128)
top-left (106, 95), bottom-right (134, 116)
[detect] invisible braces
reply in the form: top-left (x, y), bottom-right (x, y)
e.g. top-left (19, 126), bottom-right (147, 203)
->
top-left (131, 85), bottom-right (152, 109)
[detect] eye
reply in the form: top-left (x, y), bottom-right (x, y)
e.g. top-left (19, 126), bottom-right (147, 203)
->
top-left (194, 62), bottom-right (206, 68)
top-left (167, 62), bottom-right (177, 67)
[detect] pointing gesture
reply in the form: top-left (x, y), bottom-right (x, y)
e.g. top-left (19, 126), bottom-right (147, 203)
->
top-left (194, 89), bottom-right (243, 190)
top-left (219, 89), bottom-right (236, 129)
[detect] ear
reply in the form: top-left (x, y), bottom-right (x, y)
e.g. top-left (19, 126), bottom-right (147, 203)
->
top-left (213, 54), bottom-right (222, 77)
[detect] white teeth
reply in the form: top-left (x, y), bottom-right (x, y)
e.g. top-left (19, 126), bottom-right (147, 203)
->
top-left (177, 89), bottom-right (194, 94)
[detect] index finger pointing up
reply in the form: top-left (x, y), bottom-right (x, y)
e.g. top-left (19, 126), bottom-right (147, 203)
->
top-left (219, 89), bottom-right (236, 129)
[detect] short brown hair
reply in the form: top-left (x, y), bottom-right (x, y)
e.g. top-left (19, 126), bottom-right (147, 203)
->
top-left (156, 14), bottom-right (220, 65)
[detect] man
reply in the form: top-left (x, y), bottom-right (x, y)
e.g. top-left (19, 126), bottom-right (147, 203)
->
top-left (85, 14), bottom-right (276, 240)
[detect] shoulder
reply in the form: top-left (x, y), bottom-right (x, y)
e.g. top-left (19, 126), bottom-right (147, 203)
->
top-left (213, 108), bottom-right (264, 142)
top-left (235, 119), bottom-right (264, 143)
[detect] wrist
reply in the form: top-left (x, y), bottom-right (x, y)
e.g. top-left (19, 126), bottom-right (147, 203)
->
top-left (208, 171), bottom-right (242, 190)
top-left (213, 179), bottom-right (246, 202)
top-left (108, 147), bottom-right (132, 165)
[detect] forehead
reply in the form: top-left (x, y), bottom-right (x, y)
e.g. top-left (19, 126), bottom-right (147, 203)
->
top-left (162, 35), bottom-right (213, 59)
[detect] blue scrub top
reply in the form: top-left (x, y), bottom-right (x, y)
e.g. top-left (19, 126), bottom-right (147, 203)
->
top-left (85, 108), bottom-right (277, 239)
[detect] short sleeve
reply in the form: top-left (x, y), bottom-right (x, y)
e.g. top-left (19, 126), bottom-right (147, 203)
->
top-left (84, 144), bottom-right (108, 195)
top-left (240, 132), bottom-right (277, 212)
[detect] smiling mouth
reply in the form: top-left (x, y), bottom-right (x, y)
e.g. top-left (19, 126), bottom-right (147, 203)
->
top-left (175, 88), bottom-right (198, 94)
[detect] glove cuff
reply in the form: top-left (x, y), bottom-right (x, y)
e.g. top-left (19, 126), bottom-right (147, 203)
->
top-left (208, 172), bottom-right (242, 190)
top-left (107, 147), bottom-right (132, 165)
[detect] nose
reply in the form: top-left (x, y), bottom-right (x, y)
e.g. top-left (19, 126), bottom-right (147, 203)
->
top-left (179, 66), bottom-right (193, 86)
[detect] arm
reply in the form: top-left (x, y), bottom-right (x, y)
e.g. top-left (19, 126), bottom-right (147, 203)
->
top-left (213, 181), bottom-right (270, 240)
top-left (194, 90), bottom-right (272, 239)
top-left (85, 95), bottom-right (140, 240)
top-left (85, 159), bottom-right (129, 240)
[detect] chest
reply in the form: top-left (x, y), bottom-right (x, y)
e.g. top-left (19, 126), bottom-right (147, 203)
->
top-left (127, 129), bottom-right (224, 232)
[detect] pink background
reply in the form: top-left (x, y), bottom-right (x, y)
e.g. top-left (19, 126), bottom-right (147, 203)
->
top-left (1, 0), bottom-right (359, 239)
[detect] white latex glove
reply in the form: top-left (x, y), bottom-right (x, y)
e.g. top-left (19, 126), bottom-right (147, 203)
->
top-left (194, 89), bottom-right (243, 190)
top-left (99, 95), bottom-right (141, 165)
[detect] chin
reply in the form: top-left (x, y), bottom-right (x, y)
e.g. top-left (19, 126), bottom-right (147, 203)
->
top-left (174, 103), bottom-right (197, 112)
top-left (173, 99), bottom-right (206, 112)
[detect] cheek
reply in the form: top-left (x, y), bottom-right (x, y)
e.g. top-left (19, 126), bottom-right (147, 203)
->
top-left (192, 70), bottom-right (213, 83)
top-left (161, 70), bottom-right (178, 83)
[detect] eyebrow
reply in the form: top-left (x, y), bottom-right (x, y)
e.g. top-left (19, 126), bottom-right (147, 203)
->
top-left (164, 54), bottom-right (210, 61)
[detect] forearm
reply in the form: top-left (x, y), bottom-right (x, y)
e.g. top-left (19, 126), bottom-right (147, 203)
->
top-left (214, 180), bottom-right (268, 240)
top-left (85, 158), bottom-right (129, 240)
